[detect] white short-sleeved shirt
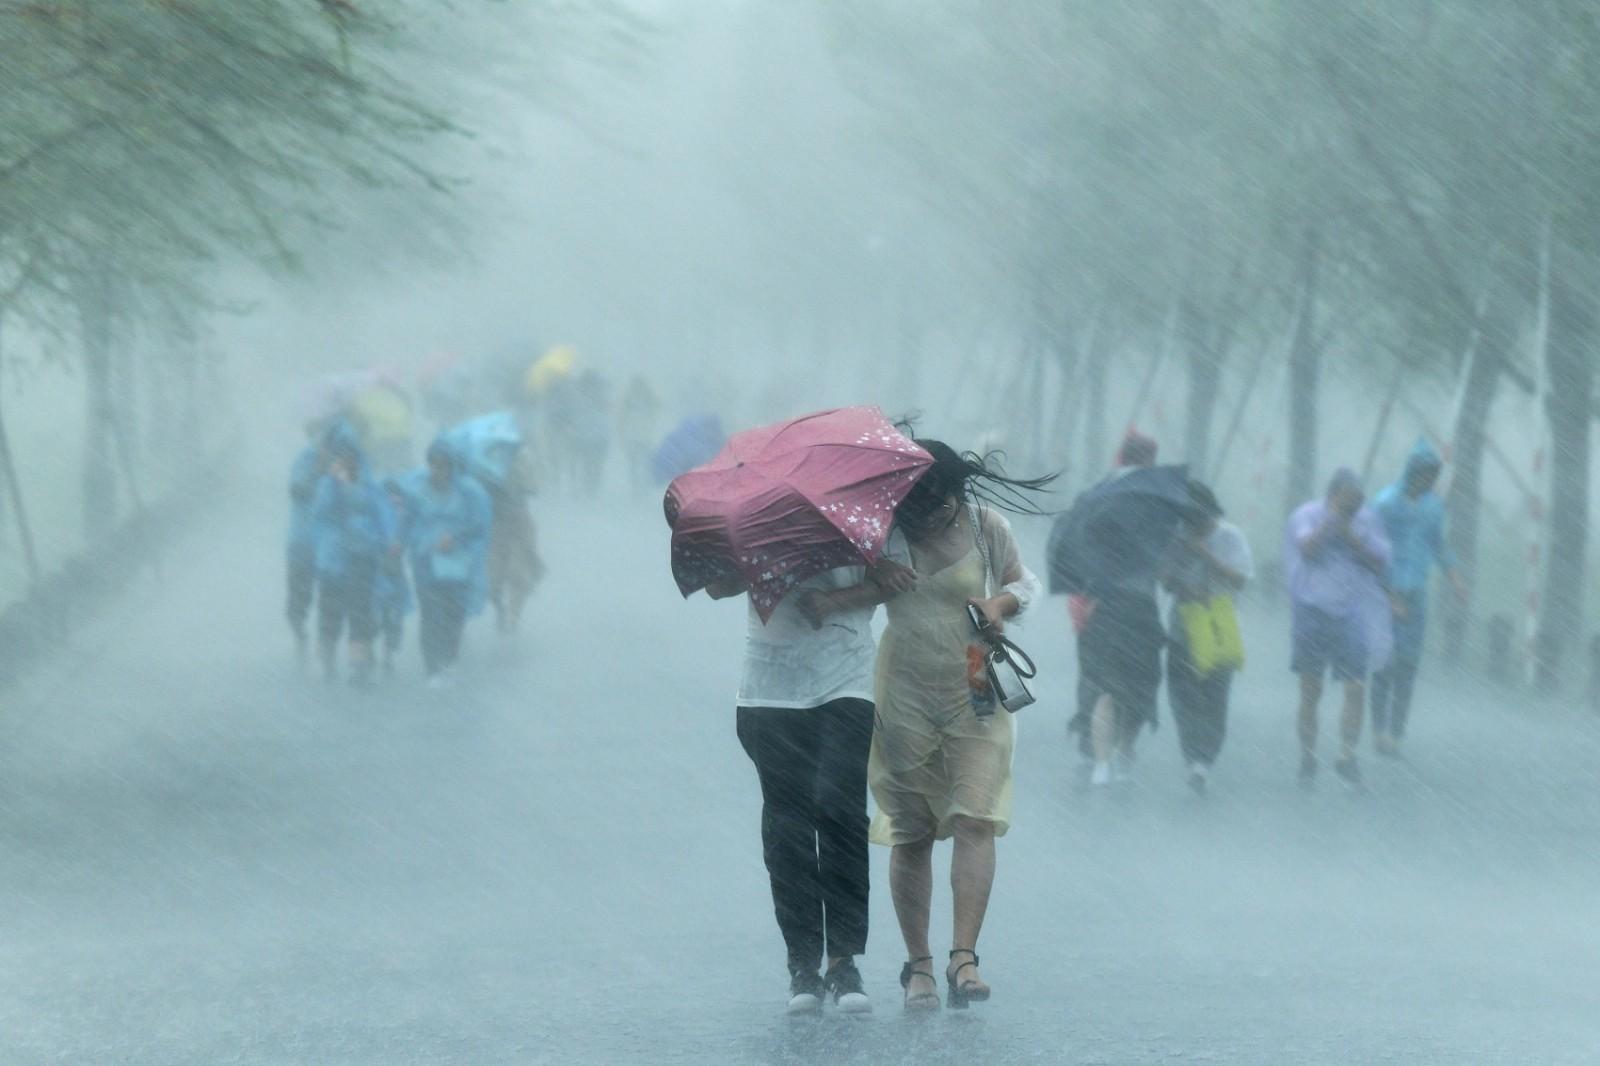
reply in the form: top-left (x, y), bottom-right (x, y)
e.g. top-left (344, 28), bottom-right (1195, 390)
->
top-left (1164, 520), bottom-right (1255, 635)
top-left (737, 567), bottom-right (877, 710)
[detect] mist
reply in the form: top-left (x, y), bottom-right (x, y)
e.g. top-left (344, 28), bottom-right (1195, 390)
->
top-left (2, 3), bottom-right (1598, 1063)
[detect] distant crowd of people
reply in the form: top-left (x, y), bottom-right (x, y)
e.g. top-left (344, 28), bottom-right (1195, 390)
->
top-left (285, 350), bottom-right (701, 686)
top-left (285, 417), bottom-right (541, 687)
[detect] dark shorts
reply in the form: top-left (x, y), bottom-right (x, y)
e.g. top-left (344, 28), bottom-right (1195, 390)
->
top-left (1291, 604), bottom-right (1368, 682)
top-left (319, 557), bottom-right (379, 644)
top-left (1076, 591), bottom-right (1164, 731)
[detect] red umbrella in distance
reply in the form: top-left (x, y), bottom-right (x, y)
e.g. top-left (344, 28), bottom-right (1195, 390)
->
top-left (665, 407), bottom-right (932, 620)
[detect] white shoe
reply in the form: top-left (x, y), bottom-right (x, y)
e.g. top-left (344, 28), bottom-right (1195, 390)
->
top-left (1090, 762), bottom-right (1112, 787)
top-left (1187, 763), bottom-right (1208, 795)
top-left (1112, 756), bottom-right (1133, 783)
top-left (786, 972), bottom-right (824, 1015)
top-left (425, 671), bottom-right (453, 690)
top-left (825, 959), bottom-right (872, 1014)
top-left (835, 991), bottom-right (871, 1014)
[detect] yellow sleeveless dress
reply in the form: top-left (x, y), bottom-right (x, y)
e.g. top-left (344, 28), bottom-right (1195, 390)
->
top-left (867, 544), bottom-right (1016, 846)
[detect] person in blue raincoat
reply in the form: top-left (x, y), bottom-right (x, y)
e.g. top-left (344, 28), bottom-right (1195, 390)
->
top-left (373, 478), bottom-right (415, 677)
top-left (311, 423), bottom-right (395, 685)
top-left (287, 425), bottom-right (330, 667)
top-left (404, 439), bottom-right (492, 685)
top-left (1370, 439), bottom-right (1466, 756)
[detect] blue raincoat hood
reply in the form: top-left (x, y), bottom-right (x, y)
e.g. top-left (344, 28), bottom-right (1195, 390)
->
top-left (1401, 438), bottom-right (1443, 483)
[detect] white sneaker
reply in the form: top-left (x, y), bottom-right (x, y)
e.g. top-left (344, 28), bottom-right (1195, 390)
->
top-left (786, 972), bottom-right (824, 1015)
top-left (825, 959), bottom-right (872, 1014)
top-left (1187, 763), bottom-right (1208, 795)
top-left (1113, 755), bottom-right (1133, 783)
top-left (1090, 761), bottom-right (1112, 787)
top-left (425, 671), bottom-right (453, 691)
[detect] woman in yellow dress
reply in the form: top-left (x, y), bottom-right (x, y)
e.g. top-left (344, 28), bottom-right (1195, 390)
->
top-left (809, 440), bottom-right (1050, 1011)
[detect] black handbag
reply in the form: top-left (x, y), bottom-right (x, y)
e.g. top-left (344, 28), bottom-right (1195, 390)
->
top-left (968, 504), bottom-right (1038, 713)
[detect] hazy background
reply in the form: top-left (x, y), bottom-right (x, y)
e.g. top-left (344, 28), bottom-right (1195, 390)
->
top-left (2, 3), bottom-right (1598, 1062)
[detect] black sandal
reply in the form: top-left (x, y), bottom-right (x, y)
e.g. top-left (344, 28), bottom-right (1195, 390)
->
top-left (900, 956), bottom-right (939, 1011)
top-left (946, 949), bottom-right (990, 1009)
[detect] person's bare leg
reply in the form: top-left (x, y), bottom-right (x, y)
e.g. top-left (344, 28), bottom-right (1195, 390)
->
top-left (1092, 693), bottom-right (1116, 762)
top-left (1298, 673), bottom-right (1323, 759)
top-left (1340, 680), bottom-right (1365, 760)
top-left (948, 815), bottom-right (994, 995)
top-left (890, 837), bottom-right (936, 999)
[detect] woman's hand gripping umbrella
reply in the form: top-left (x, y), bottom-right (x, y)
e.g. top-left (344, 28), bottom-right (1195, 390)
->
top-left (664, 407), bottom-right (933, 620)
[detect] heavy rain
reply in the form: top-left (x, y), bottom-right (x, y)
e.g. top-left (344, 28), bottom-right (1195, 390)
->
top-left (1, 3), bottom-right (1598, 1064)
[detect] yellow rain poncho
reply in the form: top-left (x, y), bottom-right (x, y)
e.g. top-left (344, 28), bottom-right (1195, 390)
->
top-left (524, 345), bottom-right (579, 398)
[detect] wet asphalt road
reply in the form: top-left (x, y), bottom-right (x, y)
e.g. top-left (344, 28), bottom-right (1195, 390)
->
top-left (2, 487), bottom-right (1598, 1064)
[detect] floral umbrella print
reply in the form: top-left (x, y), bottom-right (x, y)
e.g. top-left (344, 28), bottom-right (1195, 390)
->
top-left (664, 407), bottom-right (933, 621)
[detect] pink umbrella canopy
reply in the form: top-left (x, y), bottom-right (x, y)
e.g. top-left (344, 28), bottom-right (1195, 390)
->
top-left (665, 407), bottom-right (933, 620)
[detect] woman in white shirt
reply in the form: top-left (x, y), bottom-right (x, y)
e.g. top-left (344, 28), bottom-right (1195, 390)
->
top-left (713, 563), bottom-right (901, 1015)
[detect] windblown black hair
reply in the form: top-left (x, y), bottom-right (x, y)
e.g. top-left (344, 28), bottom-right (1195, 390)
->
top-left (901, 438), bottom-right (1059, 523)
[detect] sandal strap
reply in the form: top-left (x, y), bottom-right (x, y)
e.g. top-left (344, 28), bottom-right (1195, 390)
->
top-left (948, 949), bottom-right (981, 986)
top-left (900, 956), bottom-right (936, 988)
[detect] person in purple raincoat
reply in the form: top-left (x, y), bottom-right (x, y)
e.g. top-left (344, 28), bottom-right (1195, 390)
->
top-left (1285, 469), bottom-right (1392, 788)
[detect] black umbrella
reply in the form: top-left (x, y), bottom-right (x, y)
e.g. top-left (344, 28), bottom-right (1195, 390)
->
top-left (1047, 464), bottom-right (1196, 595)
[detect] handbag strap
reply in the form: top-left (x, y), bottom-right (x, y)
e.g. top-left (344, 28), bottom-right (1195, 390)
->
top-left (995, 633), bottom-right (1038, 679)
top-left (968, 502), bottom-right (995, 599)
top-left (967, 501), bottom-right (1038, 679)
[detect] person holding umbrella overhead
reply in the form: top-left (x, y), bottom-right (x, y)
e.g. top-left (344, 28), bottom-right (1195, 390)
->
top-left (813, 441), bottom-right (1051, 1011)
top-left (1050, 433), bottom-right (1193, 787)
top-left (709, 560), bottom-right (905, 1015)
top-left (667, 408), bottom-right (931, 1016)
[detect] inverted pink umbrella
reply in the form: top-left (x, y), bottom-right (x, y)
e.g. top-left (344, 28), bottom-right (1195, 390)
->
top-left (665, 407), bottom-right (932, 620)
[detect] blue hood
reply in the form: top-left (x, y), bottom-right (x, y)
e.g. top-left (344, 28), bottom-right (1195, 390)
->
top-left (1401, 437), bottom-right (1443, 483)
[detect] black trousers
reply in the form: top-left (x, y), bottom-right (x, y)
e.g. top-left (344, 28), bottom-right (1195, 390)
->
top-left (418, 582), bottom-right (468, 675)
top-left (287, 554), bottom-right (316, 634)
top-left (1370, 655), bottom-right (1422, 739)
top-left (1166, 642), bottom-right (1234, 767)
top-left (319, 557), bottom-right (378, 646)
top-left (736, 699), bottom-right (873, 974)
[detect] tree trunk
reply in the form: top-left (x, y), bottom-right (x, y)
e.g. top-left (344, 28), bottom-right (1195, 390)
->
top-left (1183, 299), bottom-right (1224, 480)
top-left (1183, 254), bottom-right (1248, 481)
top-left (1050, 309), bottom-right (1089, 482)
top-left (1441, 314), bottom-right (1507, 664)
top-left (1285, 226), bottom-right (1322, 516)
top-left (0, 314), bottom-right (41, 583)
top-left (1082, 322), bottom-right (1110, 475)
top-left (1535, 273), bottom-right (1595, 693)
top-left (79, 274), bottom-right (119, 542)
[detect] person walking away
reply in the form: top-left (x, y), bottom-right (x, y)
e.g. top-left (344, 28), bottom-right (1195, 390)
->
top-left (311, 425), bottom-right (395, 685)
top-left (373, 478), bottom-right (414, 677)
top-left (1369, 439), bottom-right (1466, 756)
top-left (405, 440), bottom-right (492, 686)
top-left (1161, 482), bottom-right (1253, 794)
top-left (616, 374), bottom-right (662, 497)
top-left (835, 441), bottom-right (1049, 1011)
top-left (287, 425), bottom-right (329, 669)
top-left (570, 371), bottom-right (613, 498)
top-left (707, 556), bottom-right (904, 1017)
top-left (1072, 429), bottom-right (1166, 786)
top-left (487, 453), bottom-right (545, 635)
top-left (1285, 469), bottom-right (1392, 787)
